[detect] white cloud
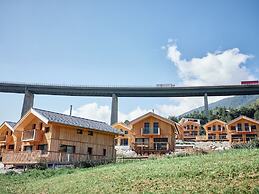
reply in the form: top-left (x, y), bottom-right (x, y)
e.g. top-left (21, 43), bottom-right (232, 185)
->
top-left (64, 103), bottom-right (151, 124)
top-left (167, 44), bottom-right (254, 86)
top-left (64, 44), bottom-right (257, 123)
top-left (64, 103), bottom-right (111, 123)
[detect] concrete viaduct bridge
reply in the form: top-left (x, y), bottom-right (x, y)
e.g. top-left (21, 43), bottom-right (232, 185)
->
top-left (1, 82), bottom-right (259, 125)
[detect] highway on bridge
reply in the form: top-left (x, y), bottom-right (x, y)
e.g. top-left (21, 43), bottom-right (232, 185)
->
top-left (1, 82), bottom-right (259, 124)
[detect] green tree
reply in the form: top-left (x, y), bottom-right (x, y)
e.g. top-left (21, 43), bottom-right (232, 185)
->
top-left (168, 115), bottom-right (179, 123)
top-left (254, 110), bottom-right (259, 121)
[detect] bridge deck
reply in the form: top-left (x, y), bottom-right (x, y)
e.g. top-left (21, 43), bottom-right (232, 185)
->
top-left (0, 82), bottom-right (259, 97)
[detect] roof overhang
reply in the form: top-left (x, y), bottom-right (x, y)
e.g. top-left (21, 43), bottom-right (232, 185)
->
top-left (13, 109), bottom-right (49, 130)
top-left (0, 122), bottom-right (15, 132)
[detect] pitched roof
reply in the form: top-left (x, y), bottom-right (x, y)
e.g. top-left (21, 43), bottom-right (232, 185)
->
top-left (0, 121), bottom-right (16, 132)
top-left (130, 112), bottom-right (176, 126)
top-left (112, 122), bottom-right (132, 130)
top-left (203, 119), bottom-right (226, 127)
top-left (227, 115), bottom-right (259, 125)
top-left (25, 108), bottom-right (121, 135)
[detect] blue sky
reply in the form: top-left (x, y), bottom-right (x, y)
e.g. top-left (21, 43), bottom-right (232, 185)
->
top-left (0, 0), bottom-right (259, 123)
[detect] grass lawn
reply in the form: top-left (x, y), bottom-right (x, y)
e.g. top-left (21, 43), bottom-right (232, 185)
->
top-left (1, 149), bottom-right (259, 194)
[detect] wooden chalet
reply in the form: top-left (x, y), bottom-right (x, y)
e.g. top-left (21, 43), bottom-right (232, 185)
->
top-left (203, 119), bottom-right (228, 141)
top-left (0, 121), bottom-right (16, 158)
top-left (112, 122), bottom-right (134, 149)
top-left (130, 112), bottom-right (177, 155)
top-left (179, 118), bottom-right (200, 141)
top-left (227, 116), bottom-right (259, 144)
top-left (2, 108), bottom-right (120, 166)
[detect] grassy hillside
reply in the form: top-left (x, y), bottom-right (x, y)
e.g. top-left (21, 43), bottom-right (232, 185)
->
top-left (1, 149), bottom-right (259, 194)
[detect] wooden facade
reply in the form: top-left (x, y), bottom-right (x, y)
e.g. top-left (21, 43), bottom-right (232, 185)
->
top-left (179, 118), bottom-right (200, 141)
top-left (0, 122), bottom-right (15, 157)
top-left (112, 122), bottom-right (134, 148)
top-left (2, 109), bottom-right (118, 166)
top-left (203, 119), bottom-right (228, 141)
top-left (130, 112), bottom-right (176, 155)
top-left (227, 116), bottom-right (259, 144)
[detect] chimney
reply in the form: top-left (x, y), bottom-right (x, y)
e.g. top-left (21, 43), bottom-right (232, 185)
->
top-left (69, 105), bottom-right (73, 116)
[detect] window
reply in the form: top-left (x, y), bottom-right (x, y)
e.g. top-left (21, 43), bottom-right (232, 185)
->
top-left (153, 122), bottom-right (159, 134)
top-left (212, 125), bottom-right (216, 131)
top-left (218, 125), bottom-right (221, 131)
top-left (60, 145), bottom-right (75, 154)
top-left (32, 124), bottom-right (36, 129)
top-left (40, 123), bottom-right (43, 130)
top-left (124, 131), bottom-right (128, 135)
top-left (208, 127), bottom-right (211, 131)
top-left (88, 147), bottom-right (93, 155)
top-left (37, 144), bottom-right (48, 154)
top-left (194, 126), bottom-right (198, 129)
top-left (103, 149), bottom-right (106, 156)
top-left (24, 146), bottom-right (33, 152)
top-left (237, 123), bottom-right (242, 131)
top-left (120, 139), bottom-right (128, 146)
top-left (231, 126), bottom-right (236, 131)
top-left (45, 127), bottom-right (50, 133)
top-left (88, 131), bottom-right (93, 136)
top-left (222, 126), bottom-right (225, 130)
top-left (135, 138), bottom-right (149, 144)
top-left (251, 125), bottom-right (257, 131)
top-left (77, 129), bottom-right (83, 134)
top-left (10, 131), bottom-right (12, 135)
top-left (5, 131), bottom-right (8, 135)
top-left (244, 123), bottom-right (250, 131)
top-left (208, 134), bottom-right (216, 140)
top-left (187, 125), bottom-right (190, 129)
top-left (143, 122), bottom-right (150, 134)
top-left (191, 125), bottom-right (194, 129)
top-left (154, 138), bottom-right (168, 142)
top-left (8, 144), bottom-right (14, 150)
top-left (219, 134), bottom-right (227, 140)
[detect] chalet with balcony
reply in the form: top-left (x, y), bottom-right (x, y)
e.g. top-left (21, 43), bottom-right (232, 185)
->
top-left (112, 122), bottom-right (134, 149)
top-left (227, 116), bottom-right (259, 143)
top-left (130, 112), bottom-right (177, 155)
top-left (0, 121), bottom-right (16, 157)
top-left (203, 119), bottom-right (228, 141)
top-left (2, 108), bottom-right (120, 166)
top-left (179, 118), bottom-right (200, 141)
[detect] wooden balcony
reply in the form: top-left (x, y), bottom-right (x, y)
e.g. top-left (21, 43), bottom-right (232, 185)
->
top-left (0, 135), bottom-right (13, 144)
top-left (22, 129), bottom-right (44, 142)
top-left (141, 128), bottom-right (160, 135)
top-left (2, 151), bottom-right (115, 165)
top-left (133, 142), bottom-right (170, 154)
top-left (0, 135), bottom-right (6, 142)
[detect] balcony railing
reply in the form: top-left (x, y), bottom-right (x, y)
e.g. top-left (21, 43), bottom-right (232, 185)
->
top-left (22, 130), bottom-right (35, 141)
top-left (2, 150), bottom-right (115, 165)
top-left (141, 128), bottom-right (160, 135)
top-left (0, 135), bottom-right (6, 142)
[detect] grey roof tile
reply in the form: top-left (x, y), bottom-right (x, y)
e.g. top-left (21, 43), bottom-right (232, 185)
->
top-left (33, 108), bottom-right (121, 135)
top-left (6, 121), bottom-right (16, 128)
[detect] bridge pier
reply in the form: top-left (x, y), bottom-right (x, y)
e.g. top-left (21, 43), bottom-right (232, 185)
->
top-left (110, 94), bottom-right (118, 125)
top-left (204, 93), bottom-right (209, 119)
top-left (21, 90), bottom-right (34, 117)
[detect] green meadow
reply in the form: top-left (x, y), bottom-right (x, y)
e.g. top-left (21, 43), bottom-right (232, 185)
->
top-left (1, 149), bottom-right (259, 194)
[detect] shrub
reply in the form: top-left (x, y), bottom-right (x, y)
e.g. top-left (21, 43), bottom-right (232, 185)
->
top-left (232, 140), bottom-right (259, 149)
